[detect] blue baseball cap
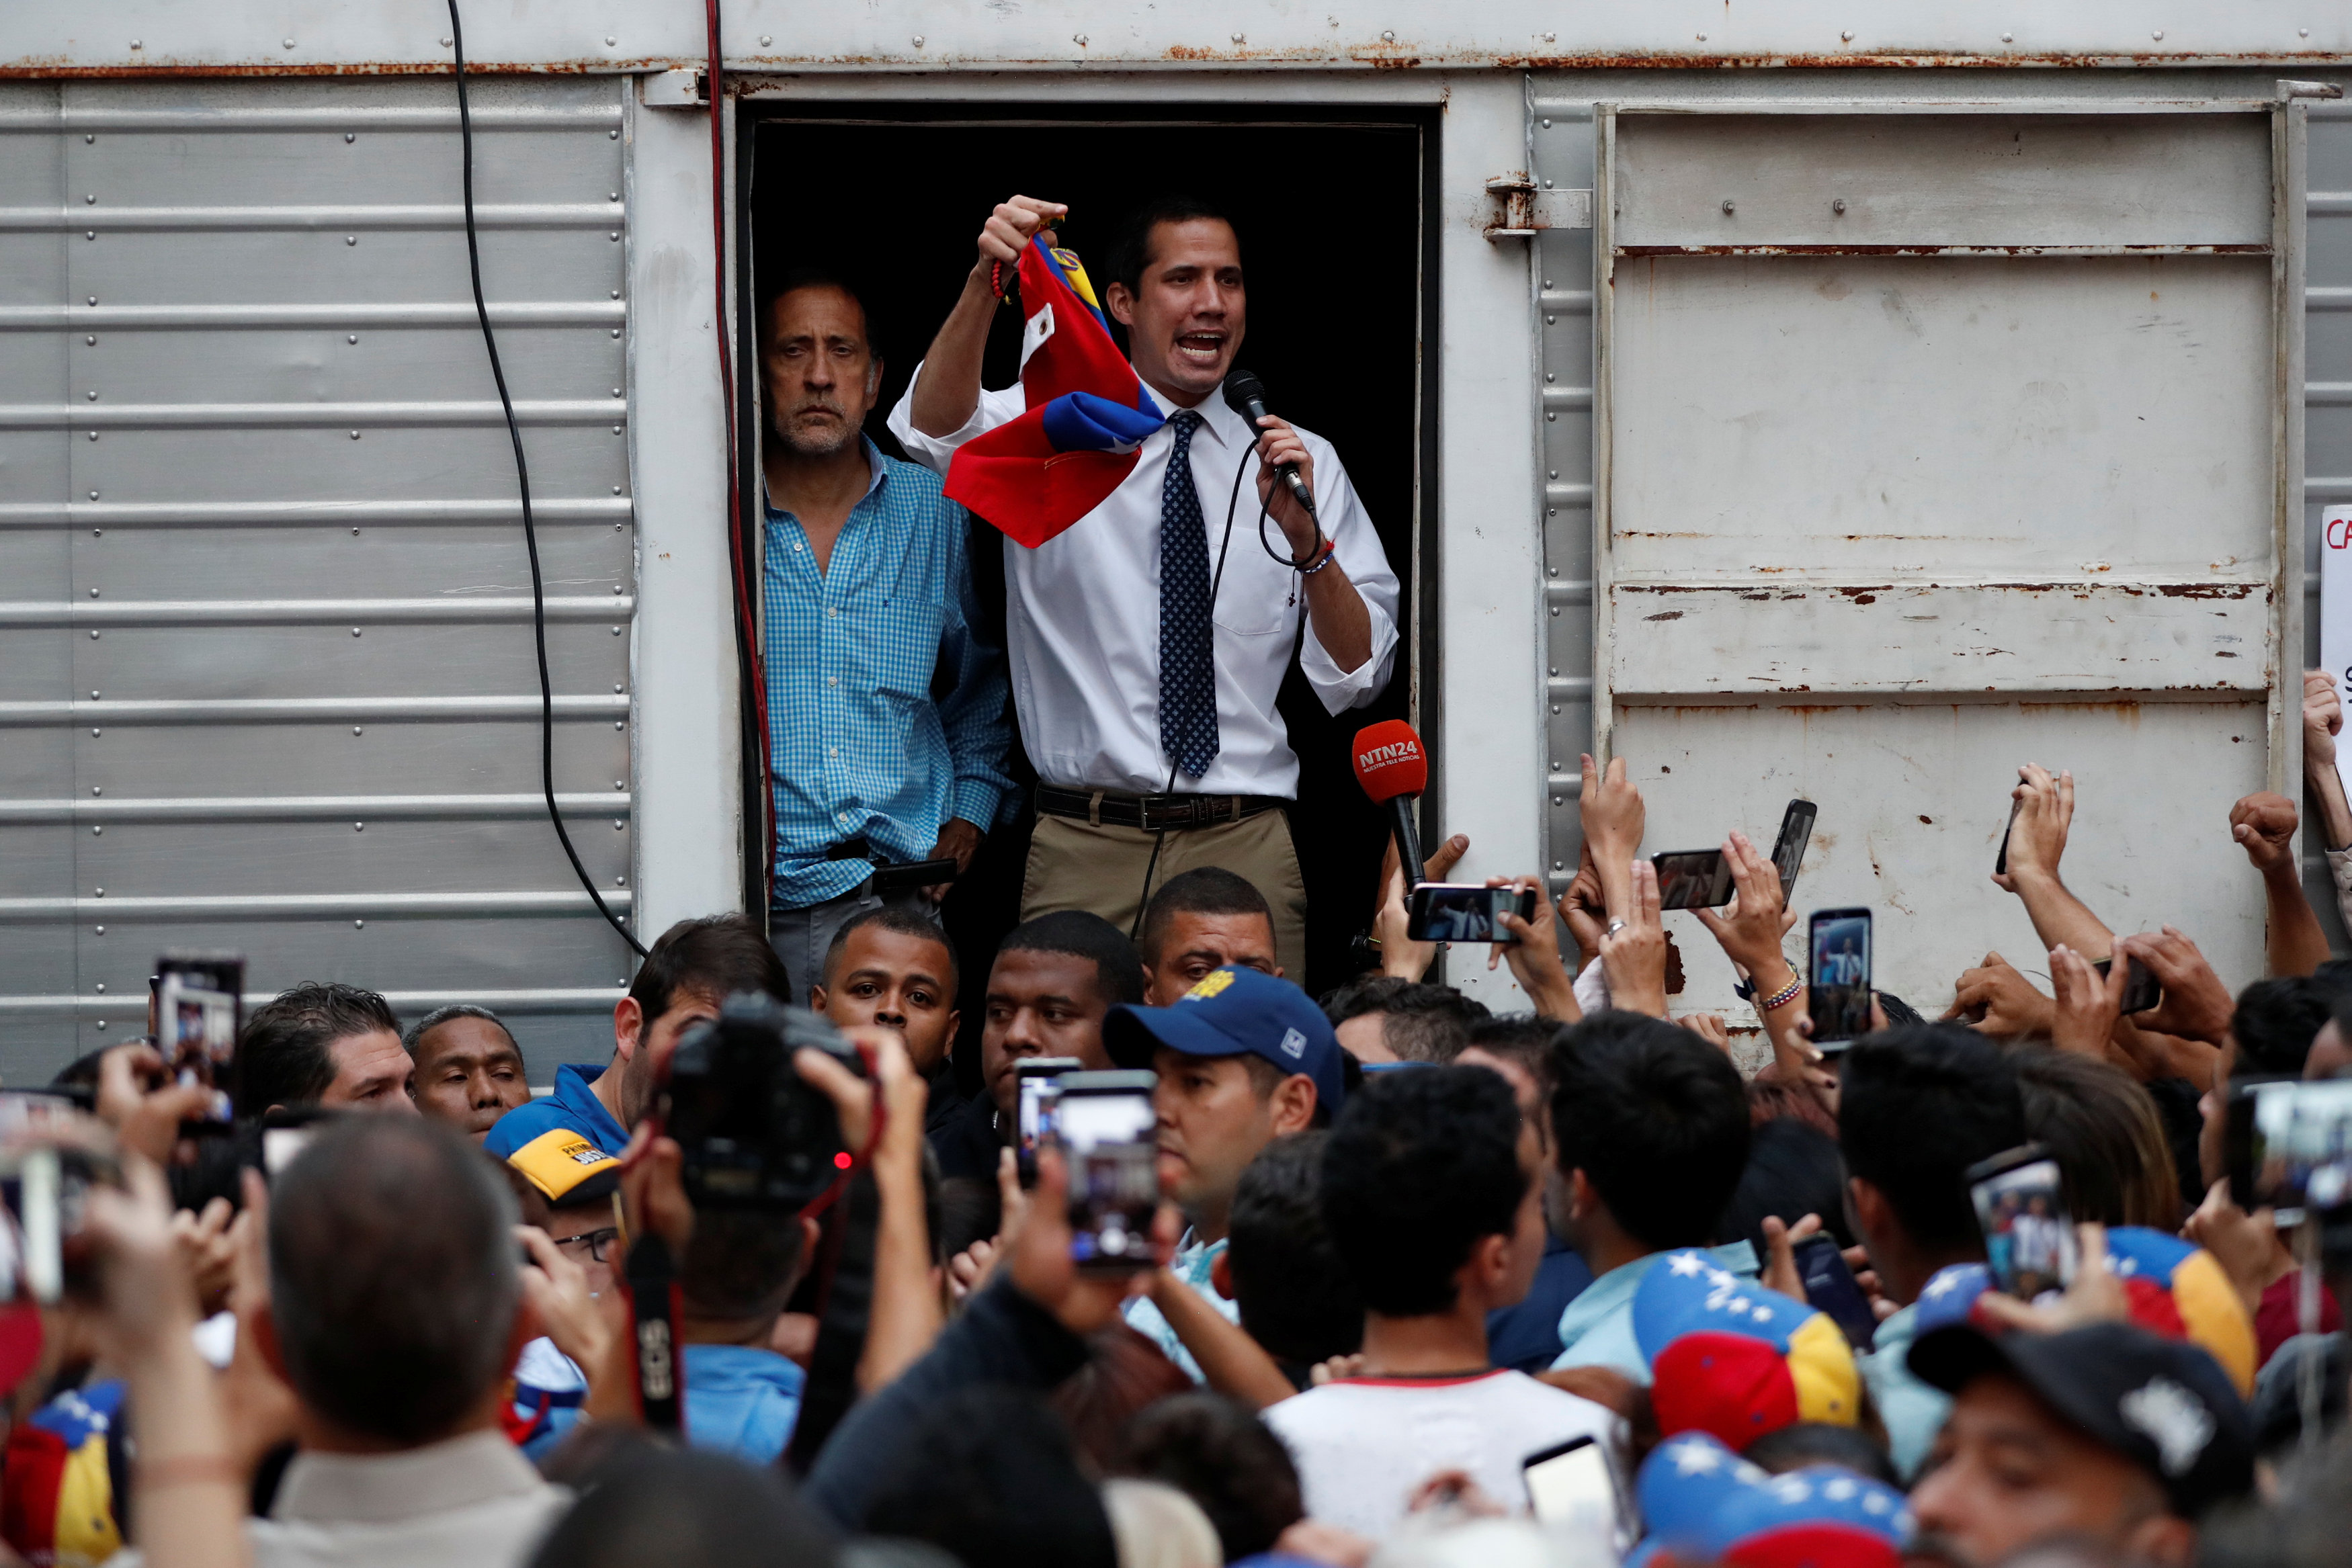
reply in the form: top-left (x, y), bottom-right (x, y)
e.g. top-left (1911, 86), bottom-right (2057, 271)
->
top-left (1103, 967), bottom-right (1346, 1114)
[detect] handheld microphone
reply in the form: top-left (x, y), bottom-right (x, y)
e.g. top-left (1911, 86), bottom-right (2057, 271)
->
top-left (1221, 369), bottom-right (1316, 517)
top-left (1351, 720), bottom-right (1428, 887)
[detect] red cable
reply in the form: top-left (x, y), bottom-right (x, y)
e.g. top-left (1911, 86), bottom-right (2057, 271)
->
top-left (705, 0), bottom-right (775, 914)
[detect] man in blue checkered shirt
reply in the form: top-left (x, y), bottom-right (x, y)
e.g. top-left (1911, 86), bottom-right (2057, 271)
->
top-left (758, 271), bottom-right (1011, 1004)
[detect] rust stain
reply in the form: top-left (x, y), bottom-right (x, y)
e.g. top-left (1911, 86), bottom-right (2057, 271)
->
top-left (1644, 611), bottom-right (1685, 621)
top-left (1620, 243), bottom-right (2268, 257)
top-left (2154, 582), bottom-right (2261, 599)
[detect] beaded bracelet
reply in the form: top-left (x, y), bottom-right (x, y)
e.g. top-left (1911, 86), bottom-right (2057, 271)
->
top-left (1295, 537), bottom-right (1339, 576)
top-left (1757, 975), bottom-right (1805, 1012)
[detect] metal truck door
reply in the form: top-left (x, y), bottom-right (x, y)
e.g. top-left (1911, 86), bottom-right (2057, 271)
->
top-left (1543, 96), bottom-right (2308, 1012)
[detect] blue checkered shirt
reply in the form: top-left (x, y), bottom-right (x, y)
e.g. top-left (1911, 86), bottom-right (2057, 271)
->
top-left (763, 441), bottom-right (1013, 910)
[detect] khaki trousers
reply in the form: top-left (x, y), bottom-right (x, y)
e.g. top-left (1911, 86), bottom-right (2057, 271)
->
top-left (1020, 808), bottom-right (1310, 982)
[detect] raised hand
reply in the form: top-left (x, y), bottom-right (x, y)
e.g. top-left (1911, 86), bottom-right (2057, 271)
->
top-left (2228, 792), bottom-right (2298, 875)
top-left (2048, 943), bottom-right (2127, 1058)
top-left (1693, 830), bottom-right (1797, 988)
top-left (1599, 859), bottom-right (1669, 1018)
top-left (1941, 951), bottom-right (2056, 1041)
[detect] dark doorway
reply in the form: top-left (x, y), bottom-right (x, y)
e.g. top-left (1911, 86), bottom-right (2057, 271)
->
top-left (743, 107), bottom-right (1432, 1082)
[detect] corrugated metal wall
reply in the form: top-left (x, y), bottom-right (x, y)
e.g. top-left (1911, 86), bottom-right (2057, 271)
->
top-left (0, 77), bottom-right (638, 1082)
top-left (2305, 93), bottom-right (2352, 952)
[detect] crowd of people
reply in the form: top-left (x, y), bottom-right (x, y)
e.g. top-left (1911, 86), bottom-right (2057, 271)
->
top-left (14, 190), bottom-right (2352, 1568)
top-left (10, 659), bottom-right (2352, 1568)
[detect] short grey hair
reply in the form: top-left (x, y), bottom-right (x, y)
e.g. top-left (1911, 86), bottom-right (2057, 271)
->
top-left (269, 1116), bottom-right (521, 1444)
top-left (401, 1003), bottom-right (518, 1057)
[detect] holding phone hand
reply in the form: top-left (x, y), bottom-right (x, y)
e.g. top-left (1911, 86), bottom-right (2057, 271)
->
top-left (1974, 1223), bottom-right (2130, 1334)
top-left (1692, 830), bottom-right (1796, 989)
top-left (2047, 943), bottom-right (2128, 1059)
top-left (1487, 875), bottom-right (1580, 1022)
top-left (1992, 764), bottom-right (2074, 893)
top-left (2120, 927), bottom-right (2233, 1044)
top-left (1941, 951), bottom-right (2056, 1041)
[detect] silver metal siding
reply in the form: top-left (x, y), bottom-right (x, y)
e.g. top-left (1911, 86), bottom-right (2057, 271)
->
top-left (0, 77), bottom-right (637, 1076)
top-left (2306, 92), bottom-right (2352, 951)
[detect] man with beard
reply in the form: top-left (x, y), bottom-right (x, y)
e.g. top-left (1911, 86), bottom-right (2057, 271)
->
top-left (757, 269), bottom-right (1012, 999)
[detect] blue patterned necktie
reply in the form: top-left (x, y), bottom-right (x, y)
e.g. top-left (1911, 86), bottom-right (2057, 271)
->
top-left (1158, 410), bottom-right (1219, 780)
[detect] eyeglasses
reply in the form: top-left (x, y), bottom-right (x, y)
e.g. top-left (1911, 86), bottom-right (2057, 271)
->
top-left (552, 1225), bottom-right (621, 1264)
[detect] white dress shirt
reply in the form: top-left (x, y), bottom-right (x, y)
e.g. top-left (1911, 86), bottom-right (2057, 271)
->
top-left (887, 369), bottom-right (1400, 798)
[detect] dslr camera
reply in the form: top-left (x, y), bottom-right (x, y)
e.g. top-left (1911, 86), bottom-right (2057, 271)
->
top-left (661, 994), bottom-right (868, 1212)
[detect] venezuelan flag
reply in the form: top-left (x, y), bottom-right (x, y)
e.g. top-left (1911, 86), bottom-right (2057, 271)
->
top-left (945, 243), bottom-right (1165, 549)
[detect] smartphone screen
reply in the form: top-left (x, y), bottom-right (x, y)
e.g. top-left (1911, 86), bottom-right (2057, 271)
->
top-left (1652, 850), bottom-right (1733, 910)
top-left (1015, 1057), bottom-right (1084, 1189)
top-left (1056, 1073), bottom-right (1161, 1273)
top-left (1773, 800), bottom-right (1818, 896)
top-left (1523, 1436), bottom-right (1626, 1546)
top-left (1792, 1233), bottom-right (1876, 1351)
top-left (1406, 885), bottom-right (1535, 945)
top-left (155, 952), bottom-right (244, 1125)
top-left (2236, 1078), bottom-right (2352, 1221)
top-left (1968, 1147), bottom-right (2076, 1298)
top-left (1806, 908), bottom-right (1873, 1045)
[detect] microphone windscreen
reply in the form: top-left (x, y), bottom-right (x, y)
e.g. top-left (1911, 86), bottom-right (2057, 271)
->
top-left (1351, 720), bottom-right (1427, 803)
top-left (1221, 369), bottom-right (1268, 418)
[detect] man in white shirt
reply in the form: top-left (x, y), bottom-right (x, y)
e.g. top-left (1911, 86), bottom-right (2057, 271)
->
top-left (1263, 1064), bottom-right (1618, 1540)
top-left (889, 193), bottom-right (1401, 979)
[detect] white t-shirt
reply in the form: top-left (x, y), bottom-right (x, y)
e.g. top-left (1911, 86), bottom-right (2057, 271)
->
top-left (1261, 1370), bottom-right (1621, 1541)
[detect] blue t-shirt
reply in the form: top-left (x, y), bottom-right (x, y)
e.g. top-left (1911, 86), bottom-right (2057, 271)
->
top-left (1486, 1235), bottom-right (1596, 1374)
top-left (484, 1063), bottom-right (631, 1162)
top-left (682, 1344), bottom-right (806, 1466)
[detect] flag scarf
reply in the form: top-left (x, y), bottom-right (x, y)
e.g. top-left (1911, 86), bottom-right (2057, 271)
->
top-left (944, 245), bottom-right (1165, 548)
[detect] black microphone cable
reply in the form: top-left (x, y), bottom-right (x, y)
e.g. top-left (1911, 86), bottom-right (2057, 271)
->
top-left (446, 0), bottom-right (648, 961)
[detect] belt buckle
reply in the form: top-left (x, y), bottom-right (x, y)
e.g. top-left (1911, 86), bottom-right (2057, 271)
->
top-left (1140, 796), bottom-right (1184, 833)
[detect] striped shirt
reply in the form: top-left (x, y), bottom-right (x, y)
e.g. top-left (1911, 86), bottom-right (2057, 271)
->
top-left (763, 439), bottom-right (1013, 909)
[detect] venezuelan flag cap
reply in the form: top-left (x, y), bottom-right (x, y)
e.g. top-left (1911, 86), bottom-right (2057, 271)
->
top-left (1629, 1432), bottom-right (1911, 1568)
top-left (505, 1127), bottom-right (620, 1207)
top-left (1634, 1250), bottom-right (1861, 1450)
top-left (1912, 1228), bottom-right (2257, 1399)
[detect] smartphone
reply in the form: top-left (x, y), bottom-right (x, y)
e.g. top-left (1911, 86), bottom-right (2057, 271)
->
top-left (1522, 1434), bottom-right (1630, 1549)
top-left (1014, 1057), bottom-right (1085, 1189)
top-left (155, 951), bottom-right (244, 1127)
top-left (1053, 1070), bottom-right (1162, 1274)
top-left (1772, 800), bottom-right (1818, 896)
top-left (1792, 1233), bottom-right (1876, 1351)
top-left (1406, 883), bottom-right (1540, 945)
top-left (2092, 955), bottom-right (2162, 1016)
top-left (1994, 794), bottom-right (2025, 877)
top-left (0, 1142), bottom-right (118, 1306)
top-left (1651, 849), bottom-right (1734, 910)
top-left (1966, 1143), bottom-right (2076, 1299)
top-left (2226, 1077), bottom-right (2352, 1223)
top-left (1806, 908), bottom-right (1873, 1046)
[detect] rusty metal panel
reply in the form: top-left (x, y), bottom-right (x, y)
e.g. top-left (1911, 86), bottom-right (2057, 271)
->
top-left (0, 75), bottom-right (635, 1080)
top-left (1589, 101), bottom-right (2297, 1014)
top-left (1608, 254), bottom-right (2276, 584)
top-left (4, 2), bottom-right (2351, 73)
top-left (1615, 112), bottom-right (2275, 251)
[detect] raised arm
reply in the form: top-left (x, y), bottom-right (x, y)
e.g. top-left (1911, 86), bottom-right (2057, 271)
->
top-left (1993, 764), bottom-right (2114, 960)
top-left (907, 196), bottom-right (1065, 439)
top-left (2230, 791), bottom-right (2329, 978)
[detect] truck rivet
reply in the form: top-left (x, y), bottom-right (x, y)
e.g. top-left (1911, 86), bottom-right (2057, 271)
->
top-left (92, 825), bottom-right (101, 836)
top-left (760, 34), bottom-right (772, 46)
top-left (604, 35), bottom-right (616, 46)
top-left (283, 38), bottom-right (296, 49)
top-left (355, 919), bottom-right (365, 929)
top-left (128, 40), bottom-right (139, 48)
top-left (346, 235), bottom-right (357, 246)
top-left (352, 627), bottom-right (362, 636)
top-left (1381, 30), bottom-right (1396, 42)
top-left (912, 35), bottom-right (925, 46)
top-left (86, 335), bottom-right (96, 345)
top-left (353, 726), bottom-right (362, 735)
top-left (1722, 199), bottom-right (1736, 214)
top-left (355, 822), bottom-right (365, 831)
top-left (2001, 32), bottom-right (2014, 42)
top-left (1841, 30), bottom-right (1854, 41)
top-left (1074, 33), bottom-right (1088, 45)
top-left (1833, 198), bottom-right (1847, 214)
top-left (89, 587), bottom-right (99, 598)
top-left (1232, 32), bottom-right (1245, 43)
top-left (2152, 29), bottom-right (2164, 40)
top-left (346, 132), bottom-right (356, 142)
top-left (95, 925), bottom-right (104, 934)
top-left (348, 334), bottom-right (359, 343)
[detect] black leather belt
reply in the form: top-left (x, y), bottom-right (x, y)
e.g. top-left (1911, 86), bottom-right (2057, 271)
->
top-left (1034, 787), bottom-right (1286, 833)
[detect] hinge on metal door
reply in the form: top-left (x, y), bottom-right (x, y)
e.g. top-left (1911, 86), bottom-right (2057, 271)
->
top-left (1484, 174), bottom-right (1593, 241)
top-left (641, 68), bottom-right (708, 107)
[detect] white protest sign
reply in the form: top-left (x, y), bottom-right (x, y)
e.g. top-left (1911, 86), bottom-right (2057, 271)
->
top-left (2322, 505), bottom-right (2352, 796)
